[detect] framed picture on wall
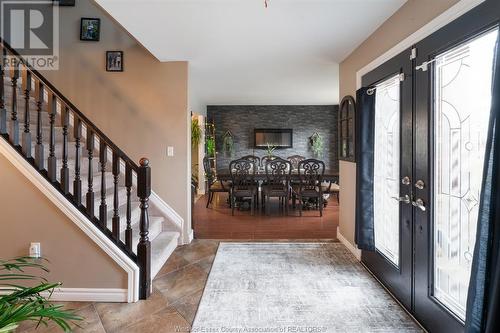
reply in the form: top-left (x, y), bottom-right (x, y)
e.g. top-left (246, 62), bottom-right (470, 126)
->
top-left (338, 95), bottom-right (356, 162)
top-left (106, 51), bottom-right (124, 72)
top-left (80, 18), bottom-right (100, 41)
top-left (53, 0), bottom-right (75, 6)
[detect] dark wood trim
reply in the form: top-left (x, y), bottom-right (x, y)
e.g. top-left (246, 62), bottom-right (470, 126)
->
top-left (338, 95), bottom-right (356, 162)
top-left (21, 68), bottom-right (32, 158)
top-left (86, 130), bottom-right (95, 217)
top-left (137, 158), bottom-right (151, 300)
top-left (47, 92), bottom-right (57, 182)
top-left (99, 141), bottom-right (108, 226)
top-left (61, 105), bottom-right (70, 194)
top-left (9, 61), bottom-right (19, 147)
top-left (34, 80), bottom-right (43, 169)
top-left (73, 117), bottom-right (82, 205)
top-left (125, 163), bottom-right (133, 251)
top-left (112, 152), bottom-right (120, 241)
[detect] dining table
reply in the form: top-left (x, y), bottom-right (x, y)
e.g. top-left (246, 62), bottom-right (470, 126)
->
top-left (216, 168), bottom-right (340, 184)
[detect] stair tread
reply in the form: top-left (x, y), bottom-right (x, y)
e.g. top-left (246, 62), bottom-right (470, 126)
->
top-left (128, 216), bottom-right (164, 252)
top-left (151, 231), bottom-right (180, 278)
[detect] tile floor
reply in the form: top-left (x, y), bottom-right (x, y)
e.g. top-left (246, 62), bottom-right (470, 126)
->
top-left (17, 239), bottom-right (220, 333)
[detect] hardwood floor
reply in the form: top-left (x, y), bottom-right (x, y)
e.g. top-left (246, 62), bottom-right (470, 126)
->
top-left (193, 192), bottom-right (339, 240)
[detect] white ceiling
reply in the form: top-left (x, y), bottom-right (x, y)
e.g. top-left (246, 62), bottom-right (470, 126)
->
top-left (95, 0), bottom-right (406, 112)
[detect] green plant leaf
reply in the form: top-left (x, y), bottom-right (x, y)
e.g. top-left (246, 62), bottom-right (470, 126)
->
top-left (0, 257), bottom-right (83, 332)
top-left (191, 118), bottom-right (202, 147)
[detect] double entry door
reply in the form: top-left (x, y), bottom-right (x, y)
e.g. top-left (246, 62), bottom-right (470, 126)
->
top-left (361, 4), bottom-right (499, 332)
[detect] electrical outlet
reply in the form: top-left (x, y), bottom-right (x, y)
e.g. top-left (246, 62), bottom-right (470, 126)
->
top-left (29, 242), bottom-right (41, 258)
top-left (167, 146), bottom-right (174, 157)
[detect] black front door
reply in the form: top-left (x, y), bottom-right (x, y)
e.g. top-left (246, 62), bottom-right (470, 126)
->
top-left (361, 50), bottom-right (413, 310)
top-left (413, 2), bottom-right (500, 332)
top-left (359, 1), bottom-right (500, 331)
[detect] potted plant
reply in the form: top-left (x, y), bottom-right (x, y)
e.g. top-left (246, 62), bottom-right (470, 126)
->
top-left (222, 131), bottom-right (235, 158)
top-left (191, 118), bottom-right (202, 148)
top-left (206, 137), bottom-right (216, 157)
top-left (0, 257), bottom-right (82, 332)
top-left (310, 132), bottom-right (324, 158)
top-left (266, 143), bottom-right (276, 158)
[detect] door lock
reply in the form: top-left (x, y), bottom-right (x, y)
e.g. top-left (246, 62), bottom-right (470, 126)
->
top-left (402, 176), bottom-right (411, 186)
top-left (412, 198), bottom-right (426, 211)
top-left (392, 194), bottom-right (411, 204)
top-left (415, 179), bottom-right (425, 190)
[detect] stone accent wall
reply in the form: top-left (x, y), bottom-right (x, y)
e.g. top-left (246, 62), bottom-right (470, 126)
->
top-left (207, 105), bottom-right (338, 171)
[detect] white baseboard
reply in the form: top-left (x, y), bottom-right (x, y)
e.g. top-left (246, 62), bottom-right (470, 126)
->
top-left (47, 288), bottom-right (128, 302)
top-left (337, 227), bottom-right (362, 261)
top-left (150, 191), bottom-right (183, 231)
top-left (0, 287), bottom-right (128, 302)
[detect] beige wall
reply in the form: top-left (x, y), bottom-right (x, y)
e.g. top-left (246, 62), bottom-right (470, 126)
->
top-left (338, 0), bottom-right (460, 245)
top-left (0, 155), bottom-right (127, 288)
top-left (40, 0), bottom-right (190, 227)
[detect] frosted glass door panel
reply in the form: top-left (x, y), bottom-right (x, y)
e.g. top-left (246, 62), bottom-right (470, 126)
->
top-left (433, 29), bottom-right (498, 320)
top-left (374, 75), bottom-right (401, 267)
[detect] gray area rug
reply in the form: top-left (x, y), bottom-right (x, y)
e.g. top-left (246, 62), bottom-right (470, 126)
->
top-left (192, 242), bottom-right (422, 333)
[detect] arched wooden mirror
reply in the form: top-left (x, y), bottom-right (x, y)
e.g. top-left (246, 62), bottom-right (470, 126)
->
top-left (338, 95), bottom-right (356, 162)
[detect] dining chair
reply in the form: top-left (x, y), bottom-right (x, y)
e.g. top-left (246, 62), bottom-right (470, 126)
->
top-left (241, 155), bottom-right (261, 167)
top-left (322, 181), bottom-right (340, 205)
top-left (287, 155), bottom-right (306, 193)
top-left (292, 159), bottom-right (325, 216)
top-left (287, 155), bottom-right (305, 170)
top-left (203, 156), bottom-right (231, 208)
top-left (262, 159), bottom-right (292, 215)
top-left (261, 155), bottom-right (279, 167)
top-left (260, 155), bottom-right (281, 207)
top-left (229, 159), bottom-right (258, 215)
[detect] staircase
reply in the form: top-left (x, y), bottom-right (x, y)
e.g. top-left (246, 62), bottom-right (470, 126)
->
top-left (0, 41), bottom-right (180, 300)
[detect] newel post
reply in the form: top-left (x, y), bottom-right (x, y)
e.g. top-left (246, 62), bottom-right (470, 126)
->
top-left (137, 157), bottom-right (151, 299)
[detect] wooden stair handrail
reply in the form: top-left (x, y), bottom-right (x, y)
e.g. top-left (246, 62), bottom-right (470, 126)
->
top-left (0, 38), bottom-right (153, 300)
top-left (0, 37), bottom-right (139, 171)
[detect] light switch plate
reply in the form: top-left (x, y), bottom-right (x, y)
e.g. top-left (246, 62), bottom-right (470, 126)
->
top-left (29, 242), bottom-right (41, 258)
top-left (167, 146), bottom-right (174, 157)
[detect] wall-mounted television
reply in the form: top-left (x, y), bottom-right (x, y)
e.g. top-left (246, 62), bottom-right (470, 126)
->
top-left (254, 129), bottom-right (293, 149)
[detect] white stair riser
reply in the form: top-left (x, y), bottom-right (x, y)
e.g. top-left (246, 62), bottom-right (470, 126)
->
top-left (129, 218), bottom-right (164, 253)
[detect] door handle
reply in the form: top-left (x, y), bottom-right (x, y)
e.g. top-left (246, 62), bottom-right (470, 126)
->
top-left (392, 194), bottom-right (410, 204)
top-left (412, 198), bottom-right (426, 211)
top-left (415, 180), bottom-right (425, 190)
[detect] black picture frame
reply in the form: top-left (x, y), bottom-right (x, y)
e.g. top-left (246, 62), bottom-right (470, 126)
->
top-left (106, 51), bottom-right (124, 72)
top-left (53, 0), bottom-right (76, 6)
top-left (254, 128), bottom-right (293, 149)
top-left (80, 18), bottom-right (100, 41)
